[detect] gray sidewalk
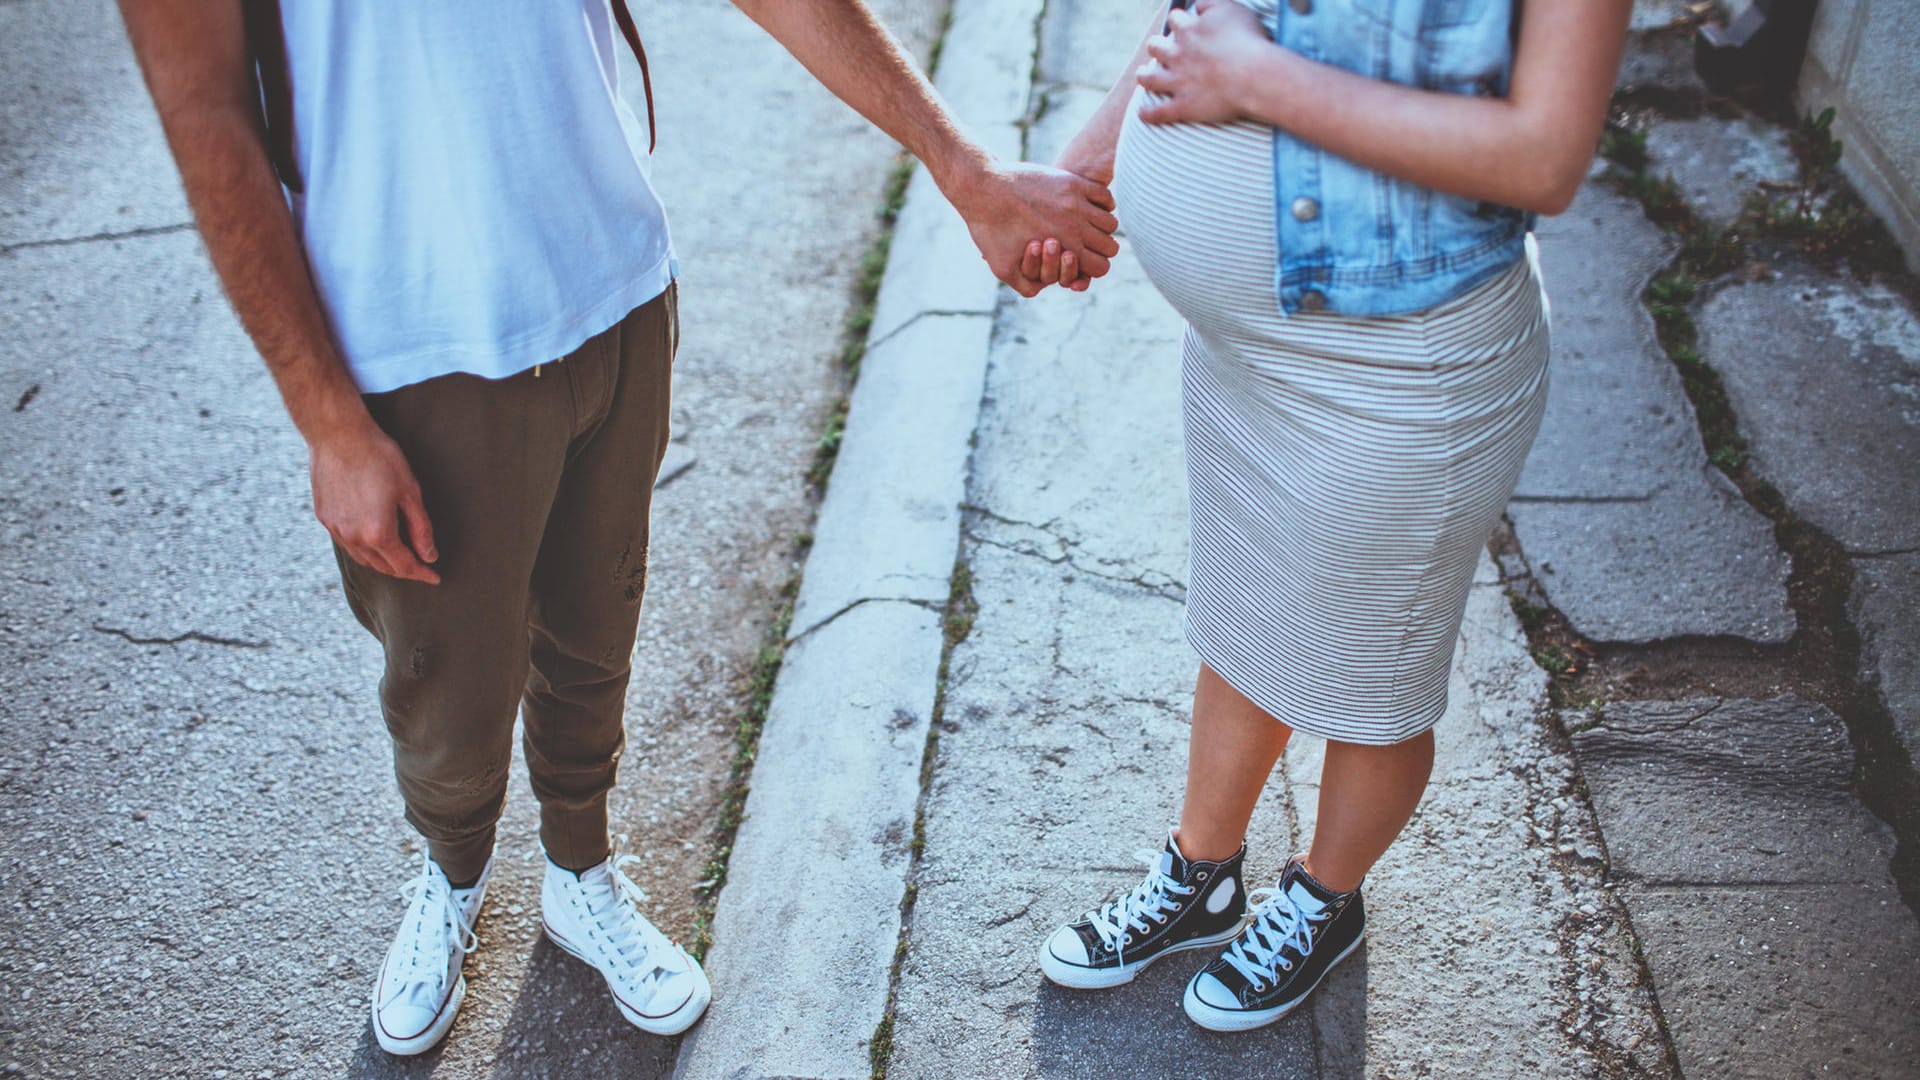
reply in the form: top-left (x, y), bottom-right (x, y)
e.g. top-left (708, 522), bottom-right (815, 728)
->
top-left (0, 0), bottom-right (942, 1076)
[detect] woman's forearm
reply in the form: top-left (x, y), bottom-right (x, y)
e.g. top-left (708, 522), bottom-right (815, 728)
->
top-left (1231, 49), bottom-right (1582, 214)
top-left (1139, 0), bottom-right (1632, 216)
top-left (1056, 1), bottom-right (1170, 184)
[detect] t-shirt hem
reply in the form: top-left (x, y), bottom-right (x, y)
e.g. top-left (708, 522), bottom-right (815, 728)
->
top-left (347, 253), bottom-right (676, 394)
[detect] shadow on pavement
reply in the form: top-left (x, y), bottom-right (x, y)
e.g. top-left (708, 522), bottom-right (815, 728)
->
top-left (343, 937), bottom-right (679, 1079)
top-left (1306, 945), bottom-right (1368, 1078)
top-left (1032, 944), bottom-right (1368, 1078)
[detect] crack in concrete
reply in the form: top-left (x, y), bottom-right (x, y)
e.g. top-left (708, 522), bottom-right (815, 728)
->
top-left (226, 677), bottom-right (349, 702)
top-left (1850, 545), bottom-right (1920, 558)
top-left (1050, 292), bottom-right (1100, 372)
top-left (1, 222), bottom-right (195, 255)
top-left (1509, 489), bottom-right (1665, 504)
top-left (92, 624), bottom-right (269, 649)
top-left (968, 529), bottom-right (1187, 602)
top-left (1626, 878), bottom-right (1833, 892)
top-left (864, 308), bottom-right (994, 355)
top-left (783, 595), bottom-right (944, 646)
top-left (1581, 699), bottom-right (1729, 737)
top-left (961, 503), bottom-right (1186, 601)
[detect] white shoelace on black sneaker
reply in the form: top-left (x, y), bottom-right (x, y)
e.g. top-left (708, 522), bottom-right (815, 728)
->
top-left (1222, 886), bottom-right (1324, 992)
top-left (582, 855), bottom-right (678, 989)
top-left (1085, 850), bottom-right (1196, 966)
top-left (383, 858), bottom-right (479, 1010)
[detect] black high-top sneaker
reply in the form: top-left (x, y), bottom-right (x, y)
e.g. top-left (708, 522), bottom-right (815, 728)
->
top-left (1038, 832), bottom-right (1248, 989)
top-left (1182, 854), bottom-right (1365, 1031)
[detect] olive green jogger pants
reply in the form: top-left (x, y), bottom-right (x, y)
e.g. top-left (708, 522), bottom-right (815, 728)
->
top-left (338, 287), bottom-right (676, 883)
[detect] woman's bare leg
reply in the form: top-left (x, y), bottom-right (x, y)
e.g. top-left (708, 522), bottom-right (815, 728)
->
top-left (1303, 731), bottom-right (1435, 893)
top-left (1175, 663), bottom-right (1292, 862)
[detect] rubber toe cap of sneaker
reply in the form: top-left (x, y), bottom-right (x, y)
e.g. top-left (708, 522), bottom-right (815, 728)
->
top-left (1190, 971), bottom-right (1240, 1010)
top-left (377, 1002), bottom-right (438, 1042)
top-left (1044, 926), bottom-right (1089, 966)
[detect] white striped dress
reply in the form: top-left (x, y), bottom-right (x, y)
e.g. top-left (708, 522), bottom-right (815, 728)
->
top-left (1112, 68), bottom-right (1552, 745)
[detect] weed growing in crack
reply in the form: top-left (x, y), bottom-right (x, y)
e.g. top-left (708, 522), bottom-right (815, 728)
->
top-left (690, 574), bottom-right (798, 959)
top-left (867, 1013), bottom-right (895, 1080)
top-left (1598, 125), bottom-right (1648, 172)
top-left (943, 562), bottom-right (978, 647)
top-left (811, 153), bottom-right (919, 494)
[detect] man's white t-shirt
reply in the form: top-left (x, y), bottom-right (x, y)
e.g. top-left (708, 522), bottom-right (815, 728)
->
top-left (279, 0), bottom-right (674, 394)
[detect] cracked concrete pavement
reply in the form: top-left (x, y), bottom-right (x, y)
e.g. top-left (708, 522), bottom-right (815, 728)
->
top-left (0, 0), bottom-right (942, 1076)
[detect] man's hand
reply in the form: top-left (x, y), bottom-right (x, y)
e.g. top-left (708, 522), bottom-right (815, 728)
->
top-left (950, 160), bottom-right (1119, 298)
top-left (1137, 0), bottom-right (1274, 126)
top-left (121, 1), bottom-right (435, 579)
top-left (311, 421), bottom-right (441, 585)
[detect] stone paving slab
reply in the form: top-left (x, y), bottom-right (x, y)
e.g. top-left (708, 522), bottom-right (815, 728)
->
top-left (1643, 115), bottom-right (1799, 229)
top-left (1572, 697), bottom-right (1890, 885)
top-left (1511, 181), bottom-right (1794, 644)
top-left (1630, 886), bottom-right (1920, 1080)
top-left (1515, 184), bottom-right (1685, 502)
top-left (1852, 553), bottom-right (1920, 769)
top-left (1614, 26), bottom-right (1707, 98)
top-left (1509, 477), bottom-right (1798, 646)
top-left (1572, 697), bottom-right (1920, 1078)
top-left (1695, 265), bottom-right (1920, 555)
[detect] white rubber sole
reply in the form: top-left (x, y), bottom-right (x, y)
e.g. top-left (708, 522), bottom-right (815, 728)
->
top-left (1038, 924), bottom-right (1245, 989)
top-left (371, 973), bottom-right (464, 1056)
top-left (1181, 933), bottom-right (1365, 1032)
top-left (544, 920), bottom-right (713, 1036)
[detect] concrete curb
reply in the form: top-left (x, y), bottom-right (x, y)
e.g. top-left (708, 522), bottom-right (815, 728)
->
top-left (671, 2), bottom-right (1041, 1076)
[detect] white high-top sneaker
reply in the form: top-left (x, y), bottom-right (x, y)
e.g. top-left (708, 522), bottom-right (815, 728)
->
top-left (371, 852), bottom-right (492, 1055)
top-left (541, 851), bottom-right (711, 1035)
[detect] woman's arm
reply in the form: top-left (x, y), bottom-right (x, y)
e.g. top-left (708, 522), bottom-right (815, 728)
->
top-left (1137, 0), bottom-right (1632, 215)
top-left (1058, 1), bottom-right (1175, 186)
top-left (1021, 1), bottom-right (1171, 288)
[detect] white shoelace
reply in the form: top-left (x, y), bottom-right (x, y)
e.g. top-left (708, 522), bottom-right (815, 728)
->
top-left (382, 856), bottom-right (479, 1008)
top-left (1221, 885), bottom-right (1324, 992)
top-left (582, 854), bottom-right (677, 988)
top-left (1085, 850), bottom-right (1196, 966)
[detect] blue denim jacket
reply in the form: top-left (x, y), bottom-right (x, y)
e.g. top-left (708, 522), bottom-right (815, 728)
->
top-left (1266, 0), bottom-right (1531, 316)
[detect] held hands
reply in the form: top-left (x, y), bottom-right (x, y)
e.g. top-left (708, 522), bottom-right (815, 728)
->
top-left (311, 418), bottom-right (441, 585)
top-left (952, 159), bottom-right (1120, 298)
top-left (1011, 154), bottom-right (1121, 293)
top-left (1138, 0), bottom-right (1274, 125)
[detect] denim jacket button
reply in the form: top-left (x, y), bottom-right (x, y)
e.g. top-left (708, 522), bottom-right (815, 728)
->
top-left (1289, 0), bottom-right (1312, 14)
top-left (1290, 196), bottom-right (1320, 222)
top-left (1299, 290), bottom-right (1327, 312)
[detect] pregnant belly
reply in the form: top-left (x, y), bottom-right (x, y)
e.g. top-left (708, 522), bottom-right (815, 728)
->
top-left (1113, 88), bottom-right (1281, 337)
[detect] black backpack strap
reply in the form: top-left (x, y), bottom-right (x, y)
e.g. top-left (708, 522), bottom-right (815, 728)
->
top-left (241, 0), bottom-right (302, 193)
top-left (609, 0), bottom-right (657, 153)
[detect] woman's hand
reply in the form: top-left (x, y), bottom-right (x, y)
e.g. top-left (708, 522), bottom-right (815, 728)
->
top-left (1137, 0), bottom-right (1275, 126)
top-left (1018, 236), bottom-right (1091, 292)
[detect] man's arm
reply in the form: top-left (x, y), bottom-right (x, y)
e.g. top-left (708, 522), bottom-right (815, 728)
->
top-left (729, 0), bottom-right (1120, 297)
top-left (118, 0), bottom-right (441, 583)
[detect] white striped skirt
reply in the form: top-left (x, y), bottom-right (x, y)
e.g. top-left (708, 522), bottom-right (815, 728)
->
top-left (1113, 89), bottom-right (1552, 744)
